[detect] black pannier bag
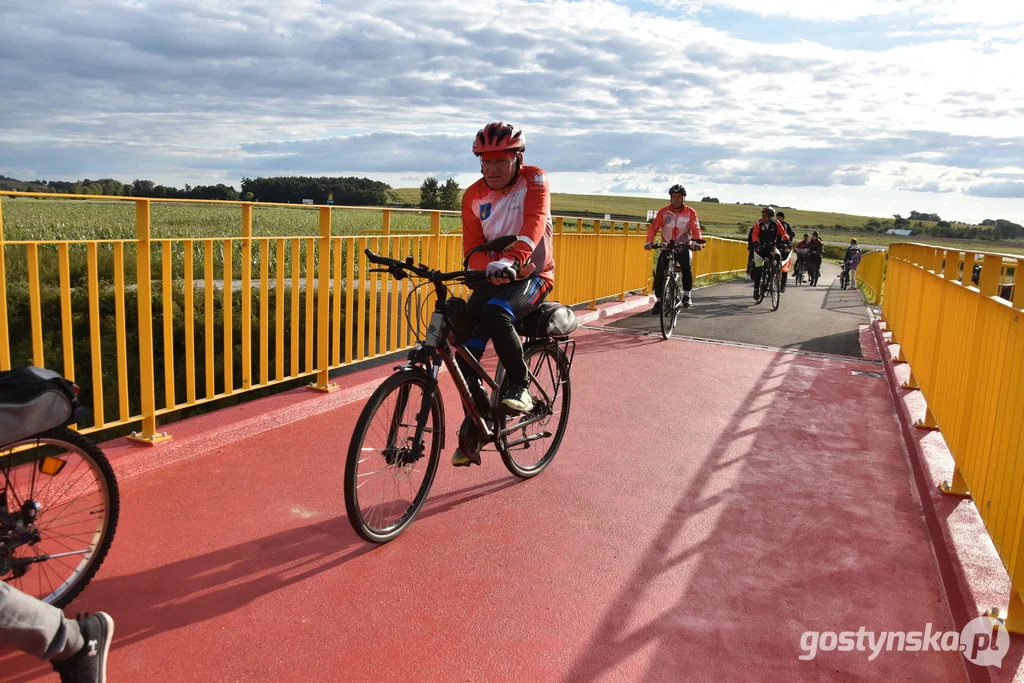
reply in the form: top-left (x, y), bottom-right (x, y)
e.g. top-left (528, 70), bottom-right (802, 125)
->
top-left (519, 302), bottom-right (579, 338)
top-left (0, 366), bottom-right (79, 447)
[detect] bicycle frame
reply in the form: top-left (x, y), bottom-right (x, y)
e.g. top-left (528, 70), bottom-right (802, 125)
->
top-left (392, 277), bottom-right (566, 456)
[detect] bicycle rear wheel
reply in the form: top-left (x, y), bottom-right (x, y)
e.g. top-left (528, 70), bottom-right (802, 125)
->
top-left (770, 266), bottom-right (781, 310)
top-left (496, 340), bottom-right (572, 478)
top-left (344, 369), bottom-right (443, 543)
top-left (1, 427), bottom-right (119, 608)
top-left (660, 277), bottom-right (678, 339)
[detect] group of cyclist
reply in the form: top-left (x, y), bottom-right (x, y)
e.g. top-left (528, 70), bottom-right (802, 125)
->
top-left (454, 122), bottom-right (858, 399)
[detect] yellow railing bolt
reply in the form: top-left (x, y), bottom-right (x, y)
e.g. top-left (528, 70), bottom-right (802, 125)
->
top-left (939, 467), bottom-right (970, 497)
top-left (915, 407), bottom-right (939, 430)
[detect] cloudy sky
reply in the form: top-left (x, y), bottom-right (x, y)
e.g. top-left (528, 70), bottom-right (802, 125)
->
top-left (1, 0), bottom-right (1022, 223)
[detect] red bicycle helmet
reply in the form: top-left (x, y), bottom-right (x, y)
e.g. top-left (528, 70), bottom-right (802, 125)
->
top-left (472, 122), bottom-right (525, 156)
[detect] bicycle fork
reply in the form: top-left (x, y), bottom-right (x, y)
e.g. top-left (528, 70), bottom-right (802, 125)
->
top-left (385, 362), bottom-right (442, 465)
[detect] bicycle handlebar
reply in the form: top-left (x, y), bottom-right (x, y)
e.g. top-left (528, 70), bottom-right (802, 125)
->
top-left (653, 238), bottom-right (706, 251)
top-left (365, 249), bottom-right (486, 286)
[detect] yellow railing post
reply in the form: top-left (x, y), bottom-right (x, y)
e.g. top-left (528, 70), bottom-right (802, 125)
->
top-left (430, 210), bottom-right (441, 267)
top-left (590, 219), bottom-right (601, 310)
top-left (1013, 258), bottom-right (1023, 311)
top-left (979, 254), bottom-right (1002, 297)
top-left (129, 199), bottom-right (170, 444)
top-left (311, 206), bottom-right (337, 392)
top-left (0, 196), bottom-right (9, 370)
top-left (618, 222), bottom-right (630, 301)
top-left (241, 204), bottom-right (252, 390)
top-left (382, 209), bottom-right (391, 237)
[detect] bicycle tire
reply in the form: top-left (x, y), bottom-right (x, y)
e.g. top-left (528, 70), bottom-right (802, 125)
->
top-left (495, 341), bottom-right (572, 479)
top-left (0, 427), bottom-right (119, 608)
top-left (770, 265), bottom-right (781, 311)
top-left (660, 276), bottom-right (677, 339)
top-left (344, 369), bottom-right (442, 543)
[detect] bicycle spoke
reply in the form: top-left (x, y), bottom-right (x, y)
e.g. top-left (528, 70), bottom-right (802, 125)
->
top-left (346, 372), bottom-right (439, 542)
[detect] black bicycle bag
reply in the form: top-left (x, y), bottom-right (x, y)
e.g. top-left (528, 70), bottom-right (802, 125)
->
top-left (0, 366), bottom-right (79, 447)
top-left (520, 302), bottom-right (579, 338)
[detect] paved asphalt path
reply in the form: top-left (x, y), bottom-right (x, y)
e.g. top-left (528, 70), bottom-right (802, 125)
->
top-left (0, 313), bottom-right (968, 682)
top-left (611, 261), bottom-right (872, 357)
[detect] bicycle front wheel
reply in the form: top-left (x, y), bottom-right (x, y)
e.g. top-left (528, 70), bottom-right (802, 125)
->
top-left (496, 340), bottom-right (572, 478)
top-left (660, 277), bottom-right (677, 339)
top-left (344, 369), bottom-right (443, 543)
top-left (1, 427), bottom-right (119, 608)
top-left (770, 267), bottom-right (781, 310)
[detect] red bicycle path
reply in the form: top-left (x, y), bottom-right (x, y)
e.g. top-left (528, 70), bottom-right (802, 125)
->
top-left (0, 297), bottom-right (1000, 682)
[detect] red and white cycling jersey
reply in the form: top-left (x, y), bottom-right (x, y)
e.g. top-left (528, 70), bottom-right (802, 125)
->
top-left (646, 204), bottom-right (702, 244)
top-left (461, 164), bottom-right (555, 285)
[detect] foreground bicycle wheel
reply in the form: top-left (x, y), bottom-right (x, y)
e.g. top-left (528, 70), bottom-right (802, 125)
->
top-left (660, 277), bottom-right (678, 339)
top-left (770, 266), bottom-right (781, 310)
top-left (496, 341), bottom-right (572, 479)
top-left (344, 370), bottom-right (442, 543)
top-left (0, 427), bottom-right (119, 607)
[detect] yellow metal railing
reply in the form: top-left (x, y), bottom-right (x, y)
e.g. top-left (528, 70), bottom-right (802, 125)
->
top-left (0, 192), bottom-right (747, 444)
top-left (856, 250), bottom-right (887, 304)
top-left (880, 242), bottom-right (1024, 629)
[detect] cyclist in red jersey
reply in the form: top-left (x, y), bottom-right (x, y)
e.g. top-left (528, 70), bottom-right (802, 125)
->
top-left (643, 184), bottom-right (703, 313)
top-left (453, 122), bottom-right (555, 466)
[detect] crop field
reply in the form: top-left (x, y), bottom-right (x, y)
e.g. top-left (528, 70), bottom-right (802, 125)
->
top-left (3, 192), bottom-right (1022, 256)
top-left (0, 196), bottom-right (461, 240)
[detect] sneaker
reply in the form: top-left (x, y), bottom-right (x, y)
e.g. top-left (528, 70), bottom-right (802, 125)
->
top-left (52, 612), bottom-right (114, 683)
top-left (451, 448), bottom-right (480, 467)
top-left (650, 301), bottom-right (662, 315)
top-left (500, 384), bottom-right (534, 413)
top-left (682, 295), bottom-right (692, 309)
top-left (753, 289), bottom-right (760, 301)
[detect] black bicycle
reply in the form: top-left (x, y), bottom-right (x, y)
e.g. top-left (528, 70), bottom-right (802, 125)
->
top-left (793, 250), bottom-right (808, 286)
top-left (839, 260), bottom-right (852, 289)
top-left (343, 237), bottom-right (576, 543)
top-left (1, 370), bottom-right (119, 607)
top-left (652, 238), bottom-right (706, 339)
top-left (753, 247), bottom-right (782, 311)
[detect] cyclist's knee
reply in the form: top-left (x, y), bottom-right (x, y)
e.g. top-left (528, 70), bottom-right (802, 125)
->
top-left (481, 300), bottom-right (516, 332)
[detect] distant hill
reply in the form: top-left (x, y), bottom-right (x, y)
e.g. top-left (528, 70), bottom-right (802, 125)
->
top-left (389, 187), bottom-right (923, 231)
top-left (0, 176), bottom-right (49, 192)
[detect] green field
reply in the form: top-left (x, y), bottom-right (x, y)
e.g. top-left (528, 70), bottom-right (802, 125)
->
top-left (390, 187), bottom-right (1024, 256)
top-left (0, 196), bottom-right (461, 241)
top-left (4, 192), bottom-right (1023, 256)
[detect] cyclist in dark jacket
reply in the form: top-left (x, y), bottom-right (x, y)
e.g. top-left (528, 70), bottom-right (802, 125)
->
top-left (750, 207), bottom-right (791, 299)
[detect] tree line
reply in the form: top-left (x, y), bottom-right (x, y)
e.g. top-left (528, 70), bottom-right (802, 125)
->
top-left (0, 175), bottom-right (393, 206)
top-left (418, 176), bottom-right (461, 210)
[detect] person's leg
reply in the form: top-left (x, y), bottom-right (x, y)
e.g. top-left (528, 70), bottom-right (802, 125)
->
top-left (481, 277), bottom-right (550, 398)
top-left (651, 250), bottom-right (668, 313)
top-left (458, 283), bottom-right (499, 413)
top-left (677, 249), bottom-right (693, 305)
top-left (0, 581), bottom-right (82, 660)
top-left (752, 249), bottom-right (766, 298)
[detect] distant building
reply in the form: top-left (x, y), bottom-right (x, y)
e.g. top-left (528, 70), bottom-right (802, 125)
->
top-left (885, 229), bottom-right (913, 236)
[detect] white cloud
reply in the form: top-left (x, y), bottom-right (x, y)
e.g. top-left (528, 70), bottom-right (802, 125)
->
top-left (694, 0), bottom-right (1024, 24)
top-left (0, 0), bottom-right (1021, 223)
